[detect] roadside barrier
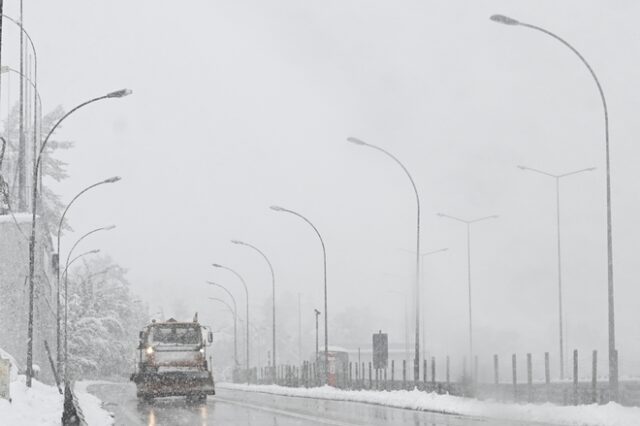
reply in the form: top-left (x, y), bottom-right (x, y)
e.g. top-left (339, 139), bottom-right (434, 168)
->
top-left (61, 381), bottom-right (88, 426)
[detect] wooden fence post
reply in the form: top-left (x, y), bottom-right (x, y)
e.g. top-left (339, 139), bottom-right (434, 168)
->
top-left (512, 354), bottom-right (517, 401)
top-left (391, 360), bottom-right (395, 389)
top-left (402, 360), bottom-right (407, 389)
top-left (592, 350), bottom-right (597, 404)
top-left (384, 367), bottom-right (388, 390)
top-left (527, 353), bottom-right (533, 403)
top-left (446, 356), bottom-right (450, 387)
top-left (431, 357), bottom-right (436, 386)
top-left (545, 352), bottom-right (550, 401)
top-left (368, 362), bottom-right (372, 390)
top-left (423, 359), bottom-right (427, 388)
top-left (573, 349), bottom-right (579, 405)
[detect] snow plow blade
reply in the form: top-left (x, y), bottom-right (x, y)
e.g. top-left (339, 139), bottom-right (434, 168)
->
top-left (131, 371), bottom-right (216, 398)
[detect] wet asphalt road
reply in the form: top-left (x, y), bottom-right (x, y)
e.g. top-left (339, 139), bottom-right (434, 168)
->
top-left (87, 382), bottom-right (555, 426)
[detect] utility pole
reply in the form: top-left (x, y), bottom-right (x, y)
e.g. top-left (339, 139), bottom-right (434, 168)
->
top-left (17, 0), bottom-right (25, 210)
top-left (517, 165), bottom-right (595, 380)
top-left (0, 1), bottom-right (4, 105)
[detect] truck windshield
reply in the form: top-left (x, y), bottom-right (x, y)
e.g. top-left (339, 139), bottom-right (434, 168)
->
top-left (151, 326), bottom-right (201, 344)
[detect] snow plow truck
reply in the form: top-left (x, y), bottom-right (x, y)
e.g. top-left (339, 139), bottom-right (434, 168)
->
top-left (131, 314), bottom-right (215, 401)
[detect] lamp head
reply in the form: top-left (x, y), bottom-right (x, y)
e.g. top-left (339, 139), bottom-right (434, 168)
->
top-left (211, 263), bottom-right (223, 268)
top-left (517, 165), bottom-right (527, 170)
top-left (89, 249), bottom-right (101, 255)
top-left (106, 88), bottom-right (133, 98)
top-left (104, 225), bottom-right (117, 231)
top-left (104, 176), bottom-right (122, 184)
top-left (436, 213), bottom-right (445, 217)
top-left (346, 137), bottom-right (367, 146)
top-left (490, 14), bottom-right (520, 25)
top-left (230, 240), bottom-right (244, 245)
top-left (0, 66), bottom-right (10, 74)
top-left (586, 167), bottom-right (597, 172)
top-left (270, 205), bottom-right (285, 212)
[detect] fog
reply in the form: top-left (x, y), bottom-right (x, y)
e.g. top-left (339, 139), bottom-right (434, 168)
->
top-left (9, 1), bottom-right (640, 376)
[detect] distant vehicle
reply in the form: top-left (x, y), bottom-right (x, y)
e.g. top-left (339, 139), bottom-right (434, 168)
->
top-left (130, 314), bottom-right (215, 401)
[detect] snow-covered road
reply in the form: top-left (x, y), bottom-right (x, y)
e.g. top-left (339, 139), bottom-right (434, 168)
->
top-left (86, 381), bottom-right (554, 425)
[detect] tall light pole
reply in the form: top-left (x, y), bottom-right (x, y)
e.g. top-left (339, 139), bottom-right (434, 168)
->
top-left (62, 248), bottom-right (100, 381)
top-left (518, 165), bottom-right (595, 380)
top-left (271, 205), bottom-right (329, 385)
top-left (25, 88), bottom-right (131, 386)
top-left (404, 248), bottom-right (448, 360)
top-left (491, 13), bottom-right (618, 400)
top-left (55, 177), bottom-right (120, 376)
top-left (347, 136), bottom-right (422, 382)
top-left (206, 281), bottom-right (238, 367)
top-left (211, 263), bottom-right (250, 382)
top-left (231, 240), bottom-right (276, 376)
top-left (437, 213), bottom-right (497, 373)
top-left (208, 297), bottom-right (237, 368)
top-left (62, 225), bottom-right (115, 380)
top-left (0, 10), bottom-right (40, 186)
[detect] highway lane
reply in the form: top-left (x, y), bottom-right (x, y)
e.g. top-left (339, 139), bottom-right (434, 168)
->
top-left (87, 382), bottom-right (556, 426)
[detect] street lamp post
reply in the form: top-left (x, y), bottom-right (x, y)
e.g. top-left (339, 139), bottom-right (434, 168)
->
top-left (518, 165), bottom-right (595, 380)
top-left (347, 136), bottom-right (422, 382)
top-left (25, 88), bottom-right (131, 386)
top-left (55, 177), bottom-right (120, 377)
top-left (437, 213), bottom-right (497, 375)
top-left (206, 281), bottom-right (238, 367)
top-left (62, 248), bottom-right (100, 381)
top-left (491, 13), bottom-right (618, 400)
top-left (62, 225), bottom-right (115, 381)
top-left (208, 297), bottom-right (237, 368)
top-left (271, 205), bottom-right (329, 385)
top-left (211, 263), bottom-right (250, 383)
top-left (404, 248), bottom-right (448, 361)
top-left (231, 240), bottom-right (277, 379)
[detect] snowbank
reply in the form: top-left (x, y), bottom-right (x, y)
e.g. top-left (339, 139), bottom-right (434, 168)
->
top-left (75, 381), bottom-right (114, 426)
top-left (0, 375), bottom-right (63, 426)
top-left (220, 383), bottom-right (640, 426)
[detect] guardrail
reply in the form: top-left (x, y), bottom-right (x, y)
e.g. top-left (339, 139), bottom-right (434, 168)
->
top-left (61, 381), bottom-right (87, 426)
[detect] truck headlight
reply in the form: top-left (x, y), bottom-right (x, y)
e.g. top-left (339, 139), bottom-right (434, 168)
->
top-left (199, 348), bottom-right (205, 353)
top-left (146, 346), bottom-right (154, 355)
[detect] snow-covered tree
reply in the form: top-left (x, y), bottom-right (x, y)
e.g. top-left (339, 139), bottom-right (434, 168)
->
top-left (0, 103), bottom-right (73, 231)
top-left (66, 256), bottom-right (148, 379)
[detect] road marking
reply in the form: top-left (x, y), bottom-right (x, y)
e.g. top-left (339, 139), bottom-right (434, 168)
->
top-left (214, 396), bottom-right (364, 426)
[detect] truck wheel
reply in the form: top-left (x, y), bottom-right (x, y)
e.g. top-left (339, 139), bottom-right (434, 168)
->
top-left (139, 394), bottom-right (154, 403)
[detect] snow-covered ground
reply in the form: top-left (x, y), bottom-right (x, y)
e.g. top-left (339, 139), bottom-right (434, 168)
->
top-left (220, 383), bottom-right (640, 426)
top-left (0, 349), bottom-right (113, 426)
top-left (0, 377), bottom-right (113, 426)
top-left (0, 375), bottom-right (63, 426)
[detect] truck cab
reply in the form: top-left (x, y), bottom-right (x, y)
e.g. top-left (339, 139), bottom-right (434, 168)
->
top-left (131, 315), bottom-right (215, 401)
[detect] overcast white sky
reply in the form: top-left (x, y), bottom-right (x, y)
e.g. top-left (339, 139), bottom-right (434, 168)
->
top-left (5, 1), bottom-right (640, 375)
